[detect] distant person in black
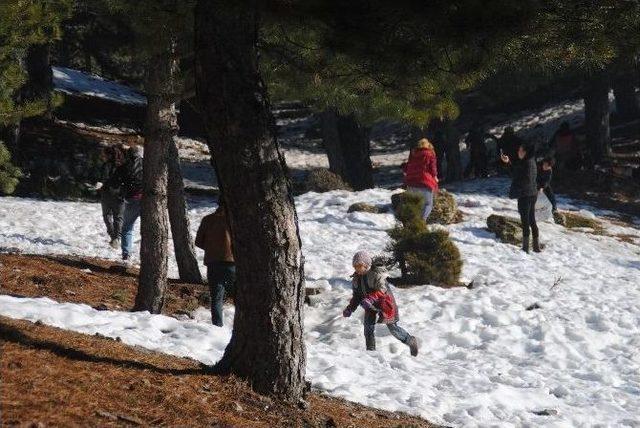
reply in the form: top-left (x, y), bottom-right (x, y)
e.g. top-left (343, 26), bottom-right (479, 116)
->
top-left (501, 142), bottom-right (540, 253)
top-left (549, 121), bottom-right (579, 170)
top-left (497, 127), bottom-right (523, 176)
top-left (119, 145), bottom-right (144, 261)
top-left (464, 122), bottom-right (489, 179)
top-left (99, 145), bottom-right (126, 249)
top-left (537, 157), bottom-right (558, 213)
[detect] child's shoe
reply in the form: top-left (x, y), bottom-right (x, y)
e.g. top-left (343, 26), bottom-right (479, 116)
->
top-left (407, 336), bottom-right (419, 357)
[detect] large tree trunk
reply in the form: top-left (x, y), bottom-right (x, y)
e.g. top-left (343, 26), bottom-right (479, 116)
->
top-left (584, 73), bottom-right (611, 165)
top-left (167, 138), bottom-right (203, 284)
top-left (195, 0), bottom-right (306, 401)
top-left (23, 44), bottom-right (53, 111)
top-left (321, 108), bottom-right (374, 190)
top-left (613, 74), bottom-right (640, 121)
top-left (134, 47), bottom-right (177, 313)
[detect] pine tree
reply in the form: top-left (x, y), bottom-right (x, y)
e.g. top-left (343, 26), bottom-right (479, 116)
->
top-left (195, 0), bottom-right (306, 401)
top-left (0, 0), bottom-right (71, 145)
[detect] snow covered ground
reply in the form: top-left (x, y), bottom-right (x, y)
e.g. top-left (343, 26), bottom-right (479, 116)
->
top-left (1, 178), bottom-right (640, 426)
top-left (52, 66), bottom-right (146, 106)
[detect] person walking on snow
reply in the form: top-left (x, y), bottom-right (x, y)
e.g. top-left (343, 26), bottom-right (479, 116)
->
top-left (99, 145), bottom-right (125, 249)
top-left (501, 142), bottom-right (541, 253)
top-left (343, 251), bottom-right (419, 356)
top-left (119, 145), bottom-right (143, 261)
top-left (537, 157), bottom-right (558, 213)
top-left (195, 199), bottom-right (235, 327)
top-left (402, 138), bottom-right (439, 222)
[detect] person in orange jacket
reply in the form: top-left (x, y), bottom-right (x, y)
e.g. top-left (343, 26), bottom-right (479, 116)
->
top-left (195, 199), bottom-right (235, 327)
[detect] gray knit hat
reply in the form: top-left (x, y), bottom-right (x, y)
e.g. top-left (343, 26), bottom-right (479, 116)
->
top-left (352, 250), bottom-right (372, 268)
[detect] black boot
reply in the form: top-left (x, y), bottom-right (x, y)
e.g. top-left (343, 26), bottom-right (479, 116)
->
top-left (532, 234), bottom-right (541, 253)
top-left (407, 336), bottom-right (419, 357)
top-left (522, 235), bottom-right (530, 253)
top-left (365, 335), bottom-right (376, 351)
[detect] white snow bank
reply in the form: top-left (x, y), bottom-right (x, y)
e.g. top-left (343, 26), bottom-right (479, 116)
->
top-left (1, 179), bottom-right (640, 426)
top-left (52, 66), bottom-right (146, 106)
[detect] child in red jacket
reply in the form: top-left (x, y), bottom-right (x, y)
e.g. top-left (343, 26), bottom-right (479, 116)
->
top-left (343, 251), bottom-right (419, 356)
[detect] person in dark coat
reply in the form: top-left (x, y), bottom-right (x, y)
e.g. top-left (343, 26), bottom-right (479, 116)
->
top-left (497, 127), bottom-right (523, 176)
top-left (118, 145), bottom-right (144, 261)
top-left (343, 251), bottom-right (419, 356)
top-left (537, 157), bottom-right (558, 213)
top-left (549, 122), bottom-right (580, 170)
top-left (99, 145), bottom-right (125, 248)
top-left (464, 122), bottom-right (490, 179)
top-left (195, 200), bottom-right (235, 327)
top-left (500, 142), bottom-right (541, 253)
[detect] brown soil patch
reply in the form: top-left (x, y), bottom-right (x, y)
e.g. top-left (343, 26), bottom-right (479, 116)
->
top-left (0, 254), bottom-right (210, 317)
top-left (0, 318), bottom-right (435, 427)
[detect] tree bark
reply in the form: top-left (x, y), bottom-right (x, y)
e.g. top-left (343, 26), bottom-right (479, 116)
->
top-left (584, 73), bottom-right (611, 165)
top-left (195, 0), bottom-right (306, 401)
top-left (167, 138), bottom-right (203, 284)
top-left (23, 43), bottom-right (54, 118)
top-left (613, 75), bottom-right (640, 121)
top-left (134, 47), bottom-right (177, 313)
top-left (321, 108), bottom-right (374, 190)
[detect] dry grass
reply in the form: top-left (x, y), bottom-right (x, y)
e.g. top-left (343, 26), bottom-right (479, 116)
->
top-left (0, 254), bottom-right (210, 316)
top-left (0, 317), bottom-right (435, 427)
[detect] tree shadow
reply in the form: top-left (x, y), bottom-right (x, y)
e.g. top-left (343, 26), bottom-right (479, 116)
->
top-left (0, 233), bottom-right (71, 247)
top-left (0, 321), bottom-right (205, 376)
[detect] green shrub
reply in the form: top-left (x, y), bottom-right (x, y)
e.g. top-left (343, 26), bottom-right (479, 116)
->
top-left (429, 190), bottom-right (461, 224)
top-left (299, 168), bottom-right (352, 194)
top-left (486, 214), bottom-right (522, 246)
top-left (391, 191), bottom-right (426, 231)
top-left (0, 142), bottom-right (22, 195)
top-left (347, 202), bottom-right (383, 213)
top-left (388, 228), bottom-right (462, 286)
top-left (559, 211), bottom-right (602, 232)
top-left (388, 190), bottom-right (463, 287)
top-left (391, 189), bottom-right (461, 226)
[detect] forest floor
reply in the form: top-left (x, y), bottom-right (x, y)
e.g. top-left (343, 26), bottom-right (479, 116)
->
top-left (0, 254), bottom-right (436, 428)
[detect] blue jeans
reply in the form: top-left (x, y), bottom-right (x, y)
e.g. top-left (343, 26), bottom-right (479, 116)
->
top-left (120, 198), bottom-right (141, 258)
top-left (363, 310), bottom-right (410, 350)
top-left (207, 262), bottom-right (236, 327)
top-left (407, 187), bottom-right (434, 221)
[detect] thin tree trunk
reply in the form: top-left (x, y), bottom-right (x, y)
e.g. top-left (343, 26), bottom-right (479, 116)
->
top-left (584, 73), bottom-right (611, 165)
top-left (195, 0), bottom-right (306, 401)
top-left (321, 108), bottom-right (374, 190)
top-left (134, 47), bottom-right (177, 313)
top-left (613, 75), bottom-right (640, 121)
top-left (167, 138), bottom-right (203, 284)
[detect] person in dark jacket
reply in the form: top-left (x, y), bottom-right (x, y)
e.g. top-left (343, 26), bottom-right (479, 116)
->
top-left (497, 127), bottom-right (523, 176)
top-left (119, 145), bottom-right (144, 261)
top-left (549, 122), bottom-right (580, 170)
top-left (500, 142), bottom-right (541, 253)
top-left (195, 200), bottom-right (235, 327)
top-left (402, 138), bottom-right (439, 221)
top-left (343, 251), bottom-right (419, 356)
top-left (463, 122), bottom-right (491, 179)
top-left (537, 157), bottom-right (557, 213)
top-left (99, 145), bottom-right (125, 249)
